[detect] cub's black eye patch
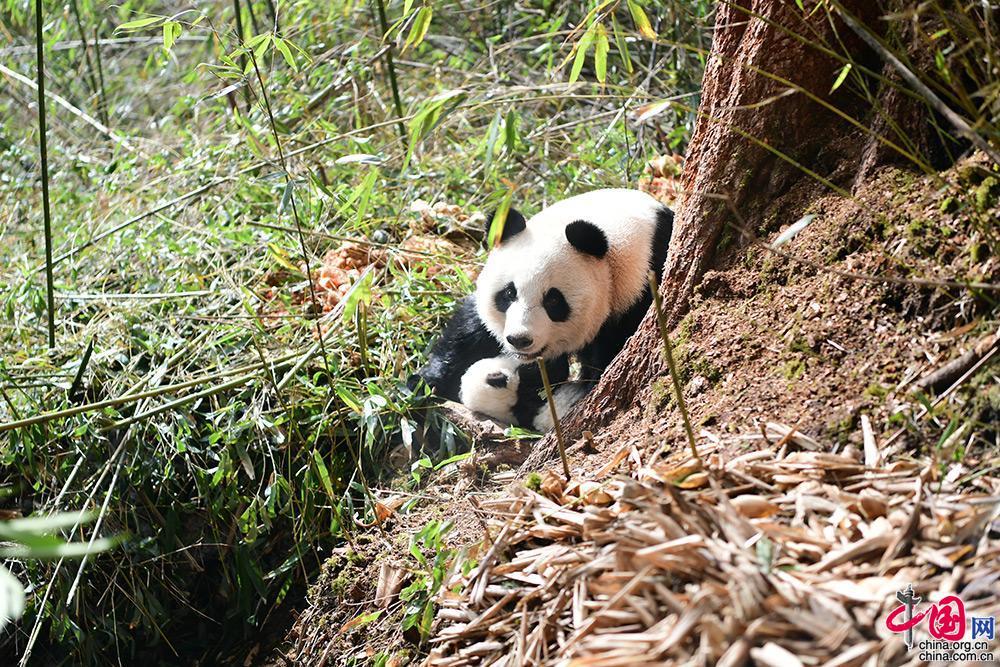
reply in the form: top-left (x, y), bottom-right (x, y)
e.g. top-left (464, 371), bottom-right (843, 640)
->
top-left (542, 288), bottom-right (570, 322)
top-left (494, 282), bottom-right (517, 312)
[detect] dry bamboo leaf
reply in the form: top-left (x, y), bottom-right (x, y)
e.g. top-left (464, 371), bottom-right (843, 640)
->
top-left (861, 414), bottom-right (881, 469)
top-left (766, 422), bottom-right (823, 451)
top-left (540, 471), bottom-right (568, 502)
top-left (731, 495), bottom-right (781, 518)
top-left (812, 532), bottom-right (894, 572)
top-left (577, 481), bottom-right (614, 506)
top-left (749, 641), bottom-right (804, 667)
top-left (375, 562), bottom-right (405, 608)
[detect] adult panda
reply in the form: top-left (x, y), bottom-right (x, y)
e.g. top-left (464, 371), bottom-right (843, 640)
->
top-left (415, 188), bottom-right (673, 430)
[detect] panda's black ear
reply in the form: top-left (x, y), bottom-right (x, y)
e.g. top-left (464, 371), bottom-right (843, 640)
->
top-left (565, 220), bottom-right (608, 258)
top-left (485, 207), bottom-right (526, 247)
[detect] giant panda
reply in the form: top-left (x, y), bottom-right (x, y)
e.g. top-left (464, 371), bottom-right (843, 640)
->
top-left (415, 188), bottom-right (673, 430)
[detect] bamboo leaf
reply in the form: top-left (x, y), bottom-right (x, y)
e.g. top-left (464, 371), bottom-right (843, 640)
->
top-left (487, 188), bottom-right (515, 249)
top-left (404, 6), bottom-right (432, 51)
top-left (504, 109), bottom-right (518, 152)
top-left (0, 511), bottom-right (94, 536)
top-left (612, 14), bottom-right (633, 75)
top-left (830, 63), bottom-right (852, 92)
top-left (162, 21), bottom-right (181, 51)
top-left (252, 33), bottom-right (272, 63)
top-left (594, 24), bottom-right (610, 84)
top-left (1, 537), bottom-right (119, 560)
top-left (626, 0), bottom-right (656, 40)
top-left (115, 16), bottom-right (162, 32)
top-left (312, 450), bottom-right (336, 500)
top-left (273, 37), bottom-right (297, 70)
top-left (482, 111), bottom-right (502, 173)
top-left (569, 29), bottom-right (595, 84)
top-left (341, 269), bottom-right (374, 323)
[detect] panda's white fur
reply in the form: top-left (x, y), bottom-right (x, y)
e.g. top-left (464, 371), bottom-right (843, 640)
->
top-left (475, 188), bottom-right (663, 361)
top-left (459, 356), bottom-right (521, 424)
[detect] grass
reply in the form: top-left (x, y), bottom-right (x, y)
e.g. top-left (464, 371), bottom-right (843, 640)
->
top-left (0, 0), bottom-right (711, 662)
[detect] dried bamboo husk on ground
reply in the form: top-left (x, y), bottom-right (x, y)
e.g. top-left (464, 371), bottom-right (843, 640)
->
top-left (422, 422), bottom-right (1000, 666)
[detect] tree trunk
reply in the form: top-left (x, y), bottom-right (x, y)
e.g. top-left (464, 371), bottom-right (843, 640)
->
top-left (524, 0), bottom-right (886, 469)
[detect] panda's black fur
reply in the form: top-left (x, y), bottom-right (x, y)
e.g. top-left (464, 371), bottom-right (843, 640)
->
top-left (414, 190), bottom-right (673, 429)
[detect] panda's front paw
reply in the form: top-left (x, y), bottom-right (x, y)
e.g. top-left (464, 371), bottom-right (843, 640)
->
top-left (532, 382), bottom-right (590, 431)
top-left (459, 356), bottom-right (521, 424)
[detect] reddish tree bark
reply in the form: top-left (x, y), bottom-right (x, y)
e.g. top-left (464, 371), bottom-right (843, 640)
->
top-left (525, 0), bottom-right (883, 468)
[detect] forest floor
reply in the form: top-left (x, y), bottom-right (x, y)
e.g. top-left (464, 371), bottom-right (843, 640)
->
top-left (268, 153), bottom-right (999, 666)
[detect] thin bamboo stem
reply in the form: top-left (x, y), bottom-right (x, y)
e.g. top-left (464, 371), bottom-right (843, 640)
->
top-left (647, 271), bottom-right (700, 464)
top-left (372, 0), bottom-right (408, 147)
top-left (537, 357), bottom-right (571, 480)
top-left (34, 0), bottom-right (56, 349)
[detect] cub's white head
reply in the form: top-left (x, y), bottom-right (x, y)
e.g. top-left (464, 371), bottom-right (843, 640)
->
top-left (474, 206), bottom-right (613, 361)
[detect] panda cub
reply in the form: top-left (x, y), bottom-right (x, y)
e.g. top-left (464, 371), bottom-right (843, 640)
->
top-left (416, 188), bottom-right (673, 430)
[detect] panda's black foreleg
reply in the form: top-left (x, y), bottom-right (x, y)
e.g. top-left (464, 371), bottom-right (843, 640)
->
top-left (410, 295), bottom-right (503, 402)
top-left (510, 355), bottom-right (569, 427)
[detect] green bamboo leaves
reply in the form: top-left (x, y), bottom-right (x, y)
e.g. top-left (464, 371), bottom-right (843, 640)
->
top-left (565, 0), bottom-right (657, 85)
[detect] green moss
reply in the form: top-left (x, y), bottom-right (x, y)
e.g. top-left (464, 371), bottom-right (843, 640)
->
top-left (715, 223), bottom-right (736, 254)
top-left (649, 377), bottom-right (673, 412)
top-left (957, 164), bottom-right (989, 186)
top-left (825, 412), bottom-right (857, 448)
top-left (524, 472), bottom-right (542, 491)
top-left (781, 359), bottom-right (805, 381)
top-left (689, 354), bottom-right (723, 384)
top-left (974, 177), bottom-right (998, 211)
top-left (970, 242), bottom-right (989, 263)
top-left (864, 382), bottom-right (889, 400)
top-left (674, 314), bottom-right (694, 349)
top-left (905, 218), bottom-right (932, 238)
top-left (939, 196), bottom-right (958, 214)
top-left (788, 334), bottom-right (813, 356)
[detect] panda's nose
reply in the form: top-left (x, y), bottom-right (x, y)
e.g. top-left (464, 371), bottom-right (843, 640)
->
top-left (506, 334), bottom-right (533, 351)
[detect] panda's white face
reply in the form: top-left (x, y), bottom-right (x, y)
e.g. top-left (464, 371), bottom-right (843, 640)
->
top-left (475, 216), bottom-right (613, 361)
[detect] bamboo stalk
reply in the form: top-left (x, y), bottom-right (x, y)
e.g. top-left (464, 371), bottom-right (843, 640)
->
top-left (372, 0), bottom-right (408, 147)
top-left (34, 0), bottom-right (55, 349)
top-left (647, 271), bottom-right (700, 465)
top-left (0, 352), bottom-right (300, 433)
top-left (537, 357), bottom-right (571, 480)
top-left (245, 47), bottom-right (380, 528)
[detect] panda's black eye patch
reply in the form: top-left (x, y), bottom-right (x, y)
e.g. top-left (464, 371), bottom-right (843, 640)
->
top-left (542, 288), bottom-right (570, 322)
top-left (494, 282), bottom-right (517, 312)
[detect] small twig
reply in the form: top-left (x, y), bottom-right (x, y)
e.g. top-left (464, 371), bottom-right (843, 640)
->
top-left (66, 0), bottom-right (106, 127)
top-left (92, 23), bottom-right (108, 127)
top-left (536, 357), bottom-right (571, 481)
top-left (648, 271), bottom-right (700, 465)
